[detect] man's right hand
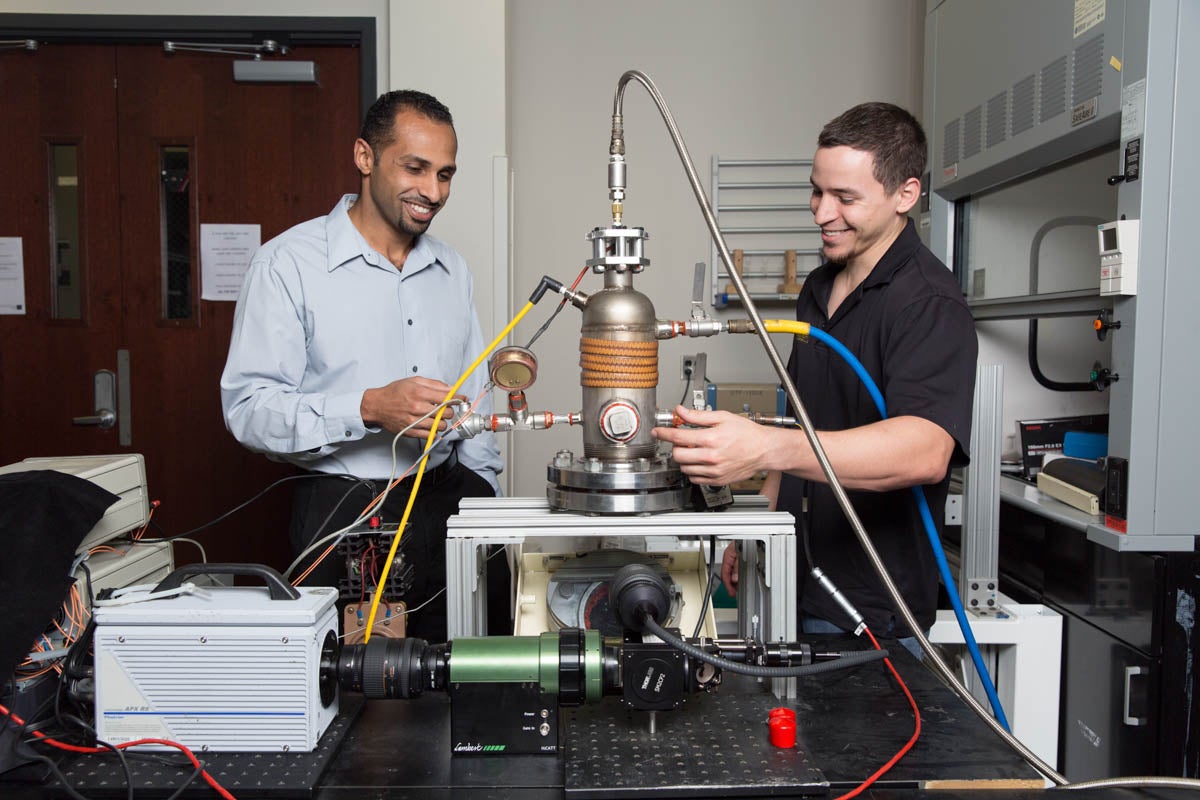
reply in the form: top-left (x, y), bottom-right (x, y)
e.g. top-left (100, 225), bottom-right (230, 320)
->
top-left (360, 377), bottom-right (465, 438)
top-left (720, 541), bottom-right (739, 597)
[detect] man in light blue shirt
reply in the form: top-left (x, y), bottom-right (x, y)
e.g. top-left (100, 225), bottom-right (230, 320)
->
top-left (221, 90), bottom-right (504, 641)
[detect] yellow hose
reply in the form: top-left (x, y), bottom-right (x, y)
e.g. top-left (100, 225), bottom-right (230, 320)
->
top-left (762, 319), bottom-right (810, 338)
top-left (363, 301), bottom-right (537, 643)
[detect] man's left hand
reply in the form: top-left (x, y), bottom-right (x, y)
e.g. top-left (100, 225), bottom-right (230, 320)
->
top-left (651, 405), bottom-right (772, 485)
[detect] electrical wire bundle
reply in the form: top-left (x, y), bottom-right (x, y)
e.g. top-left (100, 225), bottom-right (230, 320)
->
top-left (2, 586), bottom-right (237, 800)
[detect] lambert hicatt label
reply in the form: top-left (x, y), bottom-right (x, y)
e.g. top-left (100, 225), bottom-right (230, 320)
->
top-left (453, 742), bottom-right (506, 753)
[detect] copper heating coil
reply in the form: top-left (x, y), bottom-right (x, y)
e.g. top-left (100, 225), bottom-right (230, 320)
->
top-left (579, 337), bottom-right (658, 356)
top-left (582, 375), bottom-right (659, 388)
top-left (578, 354), bottom-right (658, 369)
top-left (581, 367), bottom-right (658, 379)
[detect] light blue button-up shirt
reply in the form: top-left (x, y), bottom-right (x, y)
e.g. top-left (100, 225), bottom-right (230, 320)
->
top-left (220, 195), bottom-right (502, 491)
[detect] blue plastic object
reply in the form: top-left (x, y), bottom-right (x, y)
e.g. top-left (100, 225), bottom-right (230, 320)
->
top-left (804, 325), bottom-right (1013, 732)
top-left (1063, 431), bottom-right (1108, 460)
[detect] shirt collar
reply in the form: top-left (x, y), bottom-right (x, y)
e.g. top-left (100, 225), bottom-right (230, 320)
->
top-left (859, 217), bottom-right (921, 290)
top-left (812, 217), bottom-right (921, 296)
top-left (324, 193), bottom-right (445, 277)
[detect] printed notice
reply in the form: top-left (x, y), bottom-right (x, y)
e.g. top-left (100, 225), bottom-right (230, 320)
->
top-left (201, 224), bottom-right (260, 301)
top-left (1121, 78), bottom-right (1147, 142)
top-left (0, 237), bottom-right (26, 315)
top-left (1074, 0), bottom-right (1105, 38)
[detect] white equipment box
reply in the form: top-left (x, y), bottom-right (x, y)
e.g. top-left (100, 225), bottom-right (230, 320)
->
top-left (0, 454), bottom-right (149, 551)
top-left (82, 541), bottom-right (175, 598)
top-left (94, 567), bottom-right (339, 752)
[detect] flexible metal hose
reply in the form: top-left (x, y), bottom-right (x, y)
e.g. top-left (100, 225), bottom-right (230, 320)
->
top-left (611, 69), bottom-right (1070, 786)
top-left (644, 616), bottom-right (888, 678)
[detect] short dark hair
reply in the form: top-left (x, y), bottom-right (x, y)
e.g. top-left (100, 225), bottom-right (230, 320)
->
top-left (817, 102), bottom-right (927, 194)
top-left (360, 90), bottom-right (454, 160)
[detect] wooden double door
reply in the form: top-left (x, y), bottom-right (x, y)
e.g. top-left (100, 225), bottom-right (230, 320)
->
top-left (0, 42), bottom-right (361, 567)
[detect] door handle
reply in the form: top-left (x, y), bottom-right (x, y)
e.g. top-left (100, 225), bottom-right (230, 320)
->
top-left (72, 409), bottom-right (116, 428)
top-left (72, 354), bottom-right (130, 445)
top-left (73, 370), bottom-right (117, 430)
top-left (1123, 665), bottom-right (1148, 726)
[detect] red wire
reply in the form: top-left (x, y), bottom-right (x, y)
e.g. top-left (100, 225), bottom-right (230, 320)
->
top-left (832, 628), bottom-right (922, 800)
top-left (0, 703), bottom-right (237, 800)
top-left (569, 264), bottom-right (588, 291)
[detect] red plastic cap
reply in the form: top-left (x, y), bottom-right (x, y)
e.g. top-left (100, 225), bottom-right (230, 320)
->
top-left (768, 716), bottom-right (796, 748)
top-left (368, 515), bottom-right (382, 529)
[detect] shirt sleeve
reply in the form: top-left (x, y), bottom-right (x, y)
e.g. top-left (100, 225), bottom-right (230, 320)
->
top-left (451, 274), bottom-right (504, 494)
top-left (881, 295), bottom-right (978, 465)
top-left (220, 252), bottom-right (370, 460)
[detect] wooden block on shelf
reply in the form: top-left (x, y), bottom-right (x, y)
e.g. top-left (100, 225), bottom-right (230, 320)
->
top-left (777, 248), bottom-right (802, 293)
top-left (725, 248), bottom-right (744, 295)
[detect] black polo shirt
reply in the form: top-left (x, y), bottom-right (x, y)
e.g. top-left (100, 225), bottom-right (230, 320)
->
top-left (776, 218), bottom-right (977, 636)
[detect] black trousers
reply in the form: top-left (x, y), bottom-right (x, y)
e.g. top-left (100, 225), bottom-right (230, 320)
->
top-left (288, 460), bottom-right (509, 642)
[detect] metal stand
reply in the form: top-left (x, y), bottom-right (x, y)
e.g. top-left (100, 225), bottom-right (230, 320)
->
top-left (929, 599), bottom-right (1062, 773)
top-left (445, 496), bottom-right (798, 697)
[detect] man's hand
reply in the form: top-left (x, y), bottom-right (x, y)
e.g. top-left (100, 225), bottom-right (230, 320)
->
top-left (651, 405), bottom-right (773, 485)
top-left (360, 377), bottom-right (464, 438)
top-left (720, 541), bottom-right (739, 597)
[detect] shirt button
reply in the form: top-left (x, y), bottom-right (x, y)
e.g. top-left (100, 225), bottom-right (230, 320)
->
top-left (345, 430), bottom-right (352, 437)
top-left (412, 366), bottom-right (418, 373)
top-left (407, 319), bottom-right (413, 325)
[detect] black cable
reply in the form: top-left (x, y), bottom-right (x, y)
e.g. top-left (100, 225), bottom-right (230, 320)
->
top-left (524, 295), bottom-right (571, 349)
top-left (692, 572), bottom-right (718, 639)
top-left (140, 472), bottom-right (366, 542)
top-left (1027, 320), bottom-right (1095, 392)
top-left (302, 478), bottom-right (376, 551)
top-left (643, 616), bottom-right (887, 678)
top-left (13, 748), bottom-right (91, 800)
top-left (678, 370), bottom-right (693, 407)
top-left (799, 481), bottom-right (814, 568)
top-left (163, 761), bottom-right (206, 800)
top-left (692, 537), bottom-right (719, 638)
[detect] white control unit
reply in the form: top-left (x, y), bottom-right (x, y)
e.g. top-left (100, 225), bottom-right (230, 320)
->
top-left (1098, 219), bottom-right (1140, 296)
top-left (94, 579), bottom-right (339, 752)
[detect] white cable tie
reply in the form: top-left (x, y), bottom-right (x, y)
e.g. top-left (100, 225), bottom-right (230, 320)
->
top-left (92, 581), bottom-right (208, 607)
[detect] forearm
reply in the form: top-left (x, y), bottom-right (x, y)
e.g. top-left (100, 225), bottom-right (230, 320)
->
top-left (222, 380), bottom-right (368, 459)
top-left (765, 416), bottom-right (954, 491)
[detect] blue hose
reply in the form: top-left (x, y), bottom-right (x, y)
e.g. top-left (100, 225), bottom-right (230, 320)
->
top-left (804, 325), bottom-right (1012, 732)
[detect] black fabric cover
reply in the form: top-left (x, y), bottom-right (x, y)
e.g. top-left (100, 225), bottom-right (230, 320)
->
top-left (0, 470), bottom-right (119, 683)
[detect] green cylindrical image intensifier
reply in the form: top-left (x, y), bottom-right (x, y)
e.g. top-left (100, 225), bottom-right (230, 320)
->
top-left (447, 631), bottom-right (604, 703)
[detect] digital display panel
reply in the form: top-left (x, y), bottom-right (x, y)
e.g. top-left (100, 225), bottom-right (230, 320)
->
top-left (1101, 226), bottom-right (1118, 252)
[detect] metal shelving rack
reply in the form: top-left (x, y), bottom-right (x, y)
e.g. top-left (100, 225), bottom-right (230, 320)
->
top-left (709, 156), bottom-right (820, 308)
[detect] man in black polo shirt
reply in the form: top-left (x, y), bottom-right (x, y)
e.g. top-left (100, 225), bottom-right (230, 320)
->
top-left (653, 103), bottom-right (977, 656)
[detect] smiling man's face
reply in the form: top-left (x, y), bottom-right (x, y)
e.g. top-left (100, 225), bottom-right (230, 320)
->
top-left (809, 145), bottom-right (911, 271)
top-left (361, 109), bottom-right (458, 242)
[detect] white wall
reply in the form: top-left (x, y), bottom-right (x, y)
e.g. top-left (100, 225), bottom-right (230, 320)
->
top-left (506, 0), bottom-right (926, 495)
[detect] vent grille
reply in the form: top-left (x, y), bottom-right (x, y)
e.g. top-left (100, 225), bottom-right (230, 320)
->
top-left (986, 91), bottom-right (1008, 148)
top-left (1073, 34), bottom-right (1104, 104)
top-left (1040, 56), bottom-right (1068, 123)
top-left (943, 117), bottom-right (961, 167)
top-left (962, 105), bottom-right (983, 159)
top-left (1012, 74), bottom-right (1036, 135)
